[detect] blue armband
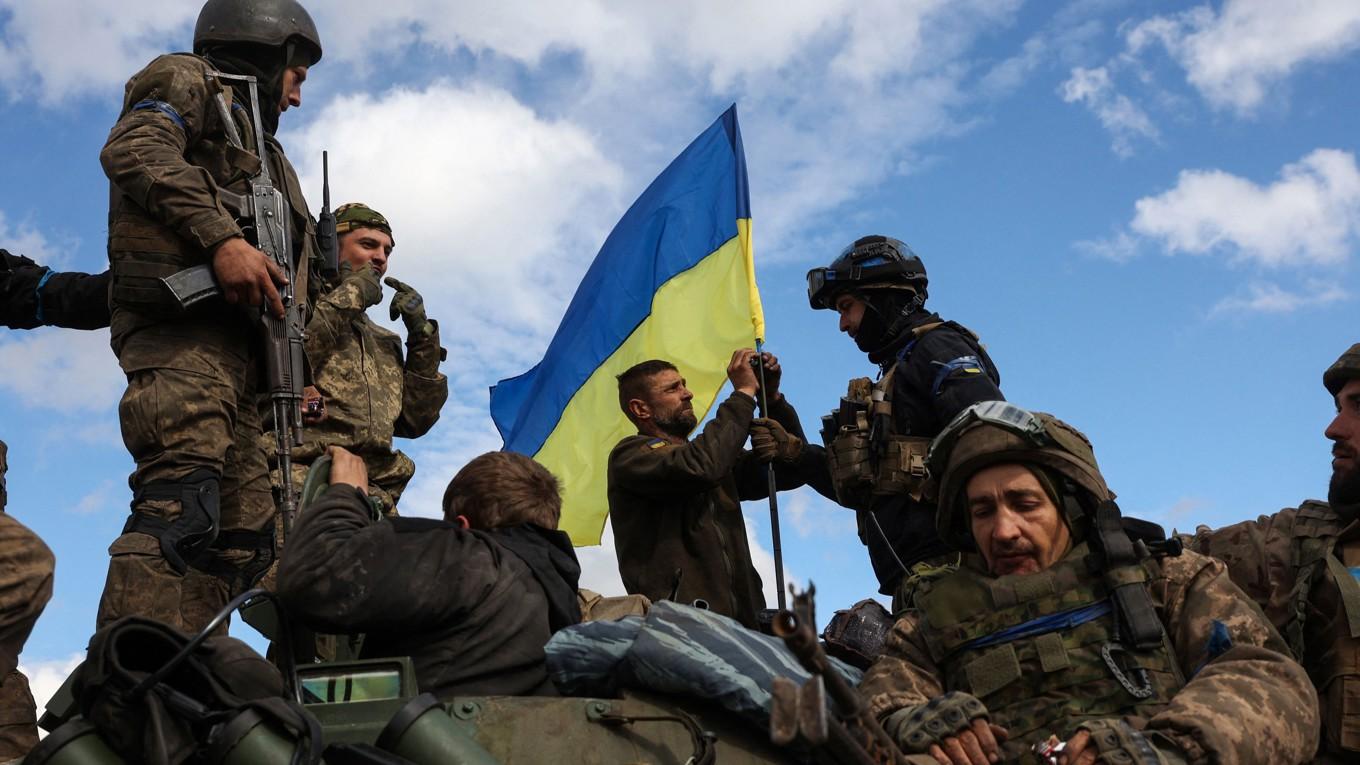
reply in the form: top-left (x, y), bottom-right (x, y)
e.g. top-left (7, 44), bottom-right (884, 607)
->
top-left (131, 99), bottom-right (188, 134)
top-left (34, 268), bottom-right (55, 324)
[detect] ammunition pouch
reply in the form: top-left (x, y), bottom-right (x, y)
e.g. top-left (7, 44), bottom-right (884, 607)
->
top-left (828, 430), bottom-right (931, 508)
top-left (125, 469), bottom-right (222, 575)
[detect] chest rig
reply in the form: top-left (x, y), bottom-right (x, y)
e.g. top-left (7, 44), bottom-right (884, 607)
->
top-left (914, 542), bottom-right (1184, 754)
top-left (821, 324), bottom-right (950, 513)
top-left (1288, 501), bottom-right (1360, 752)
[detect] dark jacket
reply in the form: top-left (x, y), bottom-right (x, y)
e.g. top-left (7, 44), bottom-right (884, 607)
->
top-left (607, 392), bottom-right (818, 628)
top-left (1, 249), bottom-right (110, 330)
top-left (277, 484), bottom-right (582, 699)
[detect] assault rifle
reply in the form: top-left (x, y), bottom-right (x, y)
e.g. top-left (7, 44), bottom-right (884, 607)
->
top-left (770, 584), bottom-right (918, 765)
top-left (162, 71), bottom-right (306, 535)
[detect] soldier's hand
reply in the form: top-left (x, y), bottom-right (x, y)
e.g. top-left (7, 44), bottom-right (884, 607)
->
top-left (339, 261), bottom-right (383, 309)
top-left (927, 721), bottom-right (1006, 765)
top-left (384, 276), bottom-right (430, 333)
top-left (327, 445), bottom-right (369, 495)
top-left (755, 351), bottom-right (782, 401)
top-left (750, 417), bottom-right (803, 463)
top-left (727, 348), bottom-right (759, 398)
top-left (301, 385), bottom-right (327, 425)
top-left (212, 236), bottom-right (287, 318)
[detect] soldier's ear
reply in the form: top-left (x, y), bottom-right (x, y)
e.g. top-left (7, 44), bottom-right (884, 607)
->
top-left (627, 398), bottom-right (651, 422)
top-left (454, 515), bottom-right (471, 530)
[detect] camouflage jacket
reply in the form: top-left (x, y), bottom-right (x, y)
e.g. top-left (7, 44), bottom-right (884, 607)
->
top-left (860, 547), bottom-right (1319, 764)
top-left (288, 274), bottom-right (448, 507)
top-left (1190, 503), bottom-right (1360, 760)
top-left (1, 250), bottom-right (110, 330)
top-left (101, 53), bottom-right (317, 328)
top-left (607, 392), bottom-right (819, 629)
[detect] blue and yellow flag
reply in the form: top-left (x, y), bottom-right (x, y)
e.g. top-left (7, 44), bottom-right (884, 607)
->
top-left (489, 105), bottom-right (764, 545)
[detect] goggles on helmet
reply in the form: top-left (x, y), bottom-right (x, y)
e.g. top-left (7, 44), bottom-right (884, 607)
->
top-left (807, 237), bottom-right (924, 310)
top-left (927, 400), bottom-right (1049, 475)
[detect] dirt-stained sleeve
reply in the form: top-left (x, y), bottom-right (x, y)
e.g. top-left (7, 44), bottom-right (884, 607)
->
top-left (1186, 509), bottom-right (1297, 631)
top-left (858, 611), bottom-right (946, 723)
top-left (304, 276), bottom-right (368, 361)
top-left (609, 392), bottom-right (757, 497)
top-left (100, 54), bottom-right (242, 255)
top-left (277, 484), bottom-right (502, 635)
top-left (395, 320), bottom-right (448, 438)
top-left (1141, 550), bottom-right (1319, 764)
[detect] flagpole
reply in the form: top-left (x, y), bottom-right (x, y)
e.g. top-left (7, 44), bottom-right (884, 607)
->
top-left (754, 339), bottom-right (787, 611)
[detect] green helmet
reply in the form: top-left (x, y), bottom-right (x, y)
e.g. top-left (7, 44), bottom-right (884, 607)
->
top-left (928, 401), bottom-right (1112, 550)
top-left (1324, 343), bottom-right (1360, 397)
top-left (193, 0), bottom-right (323, 65)
top-left (806, 235), bottom-right (927, 310)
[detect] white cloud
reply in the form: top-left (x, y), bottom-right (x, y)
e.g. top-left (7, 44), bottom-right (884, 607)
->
top-left (1059, 66), bottom-right (1158, 157)
top-left (784, 487), bottom-right (857, 539)
top-left (1075, 229), bottom-right (1140, 262)
top-left (19, 652), bottom-right (84, 723)
top-left (1130, 148), bottom-right (1360, 267)
top-left (71, 479), bottom-right (118, 515)
top-left (0, 329), bottom-right (123, 413)
top-left (1210, 280), bottom-right (1350, 316)
top-left (1125, 0), bottom-right (1360, 113)
top-left (0, 0), bottom-right (194, 104)
top-left (0, 211), bottom-right (71, 270)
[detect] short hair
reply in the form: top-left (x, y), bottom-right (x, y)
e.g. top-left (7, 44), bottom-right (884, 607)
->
top-left (617, 359), bottom-right (677, 422)
top-left (442, 452), bottom-right (562, 530)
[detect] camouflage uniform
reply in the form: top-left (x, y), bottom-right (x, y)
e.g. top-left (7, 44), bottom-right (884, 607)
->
top-left (97, 52), bottom-right (318, 633)
top-left (0, 442), bottom-right (55, 760)
top-left (861, 403), bottom-right (1319, 764)
top-left (278, 266), bottom-right (447, 513)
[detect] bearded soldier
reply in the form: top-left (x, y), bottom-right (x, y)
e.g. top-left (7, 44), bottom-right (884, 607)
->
top-left (1188, 344), bottom-right (1360, 763)
top-left (271, 203), bottom-right (447, 516)
top-left (860, 402), bottom-right (1318, 765)
top-left (807, 235), bottom-right (1003, 611)
top-left (96, 0), bottom-right (323, 633)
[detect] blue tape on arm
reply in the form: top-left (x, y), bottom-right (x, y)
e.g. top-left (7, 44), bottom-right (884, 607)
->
top-left (931, 355), bottom-right (983, 396)
top-left (33, 268), bottom-right (55, 324)
top-left (131, 99), bottom-right (188, 134)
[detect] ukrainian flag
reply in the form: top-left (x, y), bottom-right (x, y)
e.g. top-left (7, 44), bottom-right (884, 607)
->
top-left (490, 105), bottom-right (764, 545)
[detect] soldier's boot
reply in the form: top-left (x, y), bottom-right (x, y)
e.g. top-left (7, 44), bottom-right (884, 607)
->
top-left (0, 669), bottom-right (37, 760)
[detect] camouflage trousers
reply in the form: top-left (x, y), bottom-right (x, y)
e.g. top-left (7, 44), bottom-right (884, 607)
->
top-left (0, 513), bottom-right (54, 759)
top-left (98, 313), bottom-right (275, 635)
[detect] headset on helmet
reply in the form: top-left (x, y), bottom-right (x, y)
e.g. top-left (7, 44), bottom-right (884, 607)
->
top-left (193, 0), bottom-right (323, 65)
top-left (807, 235), bottom-right (927, 311)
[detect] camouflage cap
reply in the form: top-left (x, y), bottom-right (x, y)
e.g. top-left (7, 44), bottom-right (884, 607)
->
top-left (929, 402), bottom-right (1112, 550)
top-left (1324, 343), bottom-right (1360, 397)
top-left (334, 202), bottom-right (394, 246)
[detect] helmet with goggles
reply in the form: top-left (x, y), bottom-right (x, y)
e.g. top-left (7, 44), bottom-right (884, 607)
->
top-left (807, 235), bottom-right (927, 311)
top-left (928, 401), bottom-right (1112, 550)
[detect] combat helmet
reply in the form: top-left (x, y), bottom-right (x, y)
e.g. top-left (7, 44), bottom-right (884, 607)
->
top-left (1324, 343), bottom-right (1360, 397)
top-left (806, 235), bottom-right (927, 311)
top-left (928, 401), bottom-right (1112, 550)
top-left (194, 0), bottom-right (323, 65)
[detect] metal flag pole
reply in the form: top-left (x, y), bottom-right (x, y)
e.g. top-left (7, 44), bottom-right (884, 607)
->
top-left (754, 339), bottom-right (787, 611)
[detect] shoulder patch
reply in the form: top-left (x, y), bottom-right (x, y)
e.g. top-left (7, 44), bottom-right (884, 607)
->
top-left (930, 355), bottom-right (984, 396)
top-left (644, 438), bottom-right (668, 450)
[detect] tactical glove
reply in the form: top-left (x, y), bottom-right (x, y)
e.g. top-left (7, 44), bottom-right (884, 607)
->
top-left (750, 418), bottom-right (804, 463)
top-left (385, 276), bottom-right (433, 336)
top-left (334, 261), bottom-right (383, 311)
top-left (883, 691), bottom-right (990, 754)
top-left (1076, 720), bottom-right (1187, 765)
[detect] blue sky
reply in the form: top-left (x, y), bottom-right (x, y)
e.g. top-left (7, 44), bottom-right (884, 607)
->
top-left (2, 0), bottom-right (1357, 708)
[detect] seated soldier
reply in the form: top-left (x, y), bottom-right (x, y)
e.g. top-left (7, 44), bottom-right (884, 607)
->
top-left (277, 446), bottom-right (581, 698)
top-left (859, 402), bottom-right (1319, 765)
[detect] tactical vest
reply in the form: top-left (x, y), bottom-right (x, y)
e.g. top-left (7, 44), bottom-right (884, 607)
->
top-left (1288, 501), bottom-right (1360, 753)
top-left (826, 323), bottom-right (953, 512)
top-left (914, 545), bottom-right (1184, 758)
top-left (107, 55), bottom-right (314, 316)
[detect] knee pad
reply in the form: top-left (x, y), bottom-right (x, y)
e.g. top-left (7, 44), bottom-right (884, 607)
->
top-left (124, 468), bottom-right (221, 575)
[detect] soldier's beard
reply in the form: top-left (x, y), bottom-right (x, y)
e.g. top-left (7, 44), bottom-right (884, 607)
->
top-left (654, 409), bottom-right (697, 439)
top-left (1329, 463), bottom-right (1360, 515)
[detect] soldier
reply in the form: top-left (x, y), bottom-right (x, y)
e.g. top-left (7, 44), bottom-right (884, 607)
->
top-left (859, 402), bottom-right (1319, 765)
top-left (1, 249), bottom-right (109, 330)
top-left (607, 349), bottom-right (823, 629)
top-left (277, 447), bottom-right (581, 699)
top-left (0, 442), bottom-right (55, 761)
top-left (275, 202), bottom-right (447, 516)
top-left (807, 235), bottom-right (1003, 612)
top-left (1188, 343), bottom-right (1360, 763)
top-left (96, 0), bottom-right (323, 633)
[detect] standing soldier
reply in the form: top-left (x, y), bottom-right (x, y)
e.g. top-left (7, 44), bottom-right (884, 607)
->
top-left (1189, 343), bottom-right (1360, 763)
top-left (278, 203), bottom-right (447, 516)
top-left (96, 0), bottom-right (323, 633)
top-left (807, 235), bottom-right (1003, 611)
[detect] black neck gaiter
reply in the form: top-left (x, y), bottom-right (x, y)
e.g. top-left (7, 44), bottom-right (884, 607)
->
top-left (202, 42), bottom-right (287, 135)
